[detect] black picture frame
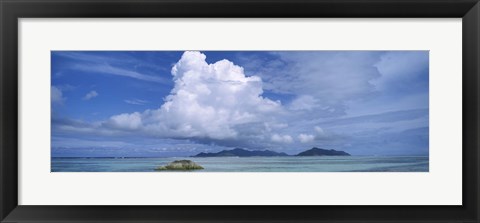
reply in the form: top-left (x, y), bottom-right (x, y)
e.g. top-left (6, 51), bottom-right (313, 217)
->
top-left (1, 0), bottom-right (479, 222)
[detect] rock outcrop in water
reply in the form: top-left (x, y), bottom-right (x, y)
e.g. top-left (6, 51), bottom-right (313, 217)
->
top-left (193, 148), bottom-right (289, 157)
top-left (155, 160), bottom-right (204, 171)
top-left (296, 147), bottom-right (350, 156)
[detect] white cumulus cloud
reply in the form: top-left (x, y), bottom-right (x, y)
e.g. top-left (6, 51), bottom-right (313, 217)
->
top-left (271, 134), bottom-right (293, 143)
top-left (298, 126), bottom-right (327, 143)
top-left (298, 134), bottom-right (315, 143)
top-left (106, 112), bottom-right (142, 130)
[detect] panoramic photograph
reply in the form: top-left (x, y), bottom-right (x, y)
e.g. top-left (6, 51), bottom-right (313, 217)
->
top-left (51, 50), bottom-right (429, 172)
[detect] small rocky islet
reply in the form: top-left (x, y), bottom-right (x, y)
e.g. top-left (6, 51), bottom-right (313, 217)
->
top-left (154, 160), bottom-right (204, 171)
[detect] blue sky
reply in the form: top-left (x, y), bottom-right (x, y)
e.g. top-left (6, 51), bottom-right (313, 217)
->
top-left (51, 51), bottom-right (429, 157)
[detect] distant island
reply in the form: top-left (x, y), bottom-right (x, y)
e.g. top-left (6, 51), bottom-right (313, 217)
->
top-left (192, 147), bottom-right (350, 157)
top-left (193, 148), bottom-right (289, 157)
top-left (296, 147), bottom-right (351, 156)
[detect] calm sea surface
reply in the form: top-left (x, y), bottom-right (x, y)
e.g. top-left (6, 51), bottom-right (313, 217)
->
top-left (51, 156), bottom-right (429, 172)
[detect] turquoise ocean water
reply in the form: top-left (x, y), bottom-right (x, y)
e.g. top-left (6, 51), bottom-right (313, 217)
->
top-left (51, 156), bottom-right (428, 172)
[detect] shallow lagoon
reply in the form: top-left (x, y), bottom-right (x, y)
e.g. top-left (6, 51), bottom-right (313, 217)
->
top-left (51, 156), bottom-right (428, 172)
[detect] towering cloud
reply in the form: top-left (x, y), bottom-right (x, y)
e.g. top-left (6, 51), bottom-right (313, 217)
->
top-left (106, 51), bottom-right (282, 141)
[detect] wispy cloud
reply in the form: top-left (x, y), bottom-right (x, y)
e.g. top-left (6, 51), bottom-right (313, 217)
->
top-left (54, 52), bottom-right (120, 63)
top-left (51, 86), bottom-right (65, 104)
top-left (75, 63), bottom-right (169, 84)
top-left (124, 99), bottom-right (149, 105)
top-left (83, 90), bottom-right (98, 100)
top-left (54, 51), bottom-right (170, 84)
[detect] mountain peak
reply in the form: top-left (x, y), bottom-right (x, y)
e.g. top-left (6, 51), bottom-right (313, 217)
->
top-left (296, 147), bottom-right (350, 156)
